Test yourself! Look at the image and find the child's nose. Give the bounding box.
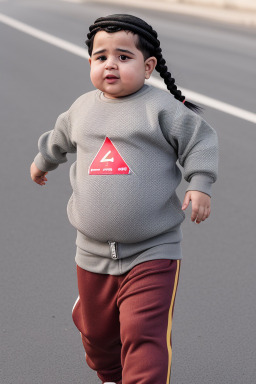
[104,58,118,70]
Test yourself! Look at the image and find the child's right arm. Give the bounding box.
[30,110,76,185]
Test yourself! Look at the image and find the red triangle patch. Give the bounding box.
[89,137,130,175]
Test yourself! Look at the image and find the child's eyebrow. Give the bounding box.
[116,48,135,56]
[93,49,106,56]
[92,48,135,56]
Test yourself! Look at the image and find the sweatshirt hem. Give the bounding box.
[75,242,182,276]
[75,229,182,275]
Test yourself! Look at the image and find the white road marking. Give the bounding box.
[0,12,255,124]
[0,13,88,58]
[148,77,256,124]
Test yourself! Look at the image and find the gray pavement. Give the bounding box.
[1,1,256,383]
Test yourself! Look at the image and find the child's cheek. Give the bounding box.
[90,72,97,88]
[90,66,100,87]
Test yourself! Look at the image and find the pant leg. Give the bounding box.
[72,266,123,383]
[117,259,181,384]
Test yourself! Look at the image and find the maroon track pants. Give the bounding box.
[72,259,181,384]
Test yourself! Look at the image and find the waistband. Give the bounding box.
[76,226,182,261]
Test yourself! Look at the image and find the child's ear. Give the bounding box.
[89,57,92,67]
[144,57,157,79]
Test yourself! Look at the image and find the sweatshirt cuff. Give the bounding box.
[34,153,59,172]
[186,174,213,197]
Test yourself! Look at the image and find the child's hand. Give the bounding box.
[182,191,211,224]
[30,162,48,186]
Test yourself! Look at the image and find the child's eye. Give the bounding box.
[119,55,129,61]
[97,56,107,61]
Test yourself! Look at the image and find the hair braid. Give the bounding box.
[153,43,202,113]
[155,46,184,101]
[86,14,202,113]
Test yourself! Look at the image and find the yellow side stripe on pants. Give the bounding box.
[166,260,180,384]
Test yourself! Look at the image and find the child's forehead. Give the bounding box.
[92,30,138,50]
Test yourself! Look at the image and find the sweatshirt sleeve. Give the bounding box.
[34,110,76,172]
[161,102,219,197]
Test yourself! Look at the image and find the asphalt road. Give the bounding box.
[1,1,256,383]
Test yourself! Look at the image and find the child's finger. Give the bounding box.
[41,176,47,185]
[190,201,199,221]
[201,207,210,222]
[182,192,191,210]
[34,176,47,186]
[194,206,205,223]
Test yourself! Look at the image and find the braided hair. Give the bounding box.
[86,14,201,113]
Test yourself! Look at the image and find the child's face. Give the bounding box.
[89,30,156,99]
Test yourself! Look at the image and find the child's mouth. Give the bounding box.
[105,75,119,83]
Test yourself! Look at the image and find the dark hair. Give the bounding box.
[86,14,202,113]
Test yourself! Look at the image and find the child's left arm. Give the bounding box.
[172,109,218,224]
[160,103,218,223]
[182,190,211,224]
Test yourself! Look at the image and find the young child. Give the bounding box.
[30,14,218,384]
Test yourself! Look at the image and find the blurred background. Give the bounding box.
[1,1,256,383]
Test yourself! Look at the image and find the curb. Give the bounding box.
[90,0,256,28]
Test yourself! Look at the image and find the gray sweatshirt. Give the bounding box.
[34,85,218,275]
